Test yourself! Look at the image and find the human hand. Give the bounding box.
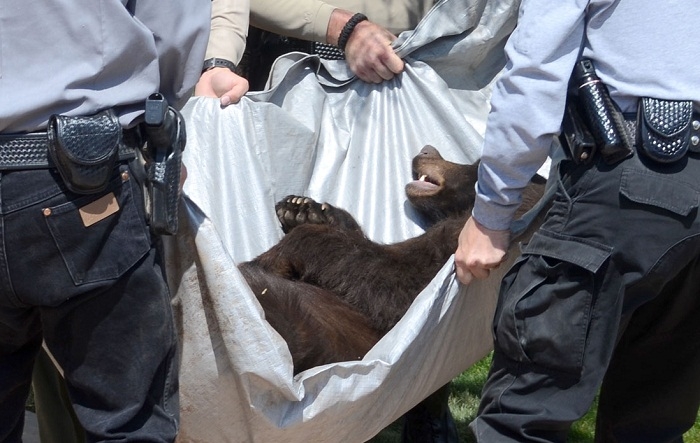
[344,21,404,83]
[195,67,249,106]
[454,216,511,285]
[327,9,404,83]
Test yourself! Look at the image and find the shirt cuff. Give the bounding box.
[471,194,519,232]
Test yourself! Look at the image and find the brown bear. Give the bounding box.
[237,145,547,442]
[239,145,546,372]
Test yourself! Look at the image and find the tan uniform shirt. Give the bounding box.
[207,0,250,65]
[250,0,436,43]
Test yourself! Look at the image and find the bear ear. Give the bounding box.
[417,145,442,158]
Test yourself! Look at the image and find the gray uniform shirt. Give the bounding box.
[0,0,211,133]
[473,0,700,231]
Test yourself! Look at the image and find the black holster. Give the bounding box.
[142,93,186,236]
[560,59,633,165]
[560,97,597,164]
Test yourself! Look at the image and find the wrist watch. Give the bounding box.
[202,58,236,73]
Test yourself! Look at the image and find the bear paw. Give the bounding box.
[275,195,335,233]
[275,195,363,234]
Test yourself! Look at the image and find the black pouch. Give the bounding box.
[560,96,597,164]
[48,109,121,194]
[637,97,693,163]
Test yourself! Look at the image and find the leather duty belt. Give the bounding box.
[0,129,140,170]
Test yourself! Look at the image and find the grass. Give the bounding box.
[25,353,700,442]
[370,352,700,442]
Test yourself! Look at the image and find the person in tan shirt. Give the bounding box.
[195,0,251,105]
[248,0,435,83]
[197,0,435,91]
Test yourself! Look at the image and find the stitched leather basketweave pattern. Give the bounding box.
[638,97,693,163]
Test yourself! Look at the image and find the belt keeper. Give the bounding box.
[692,118,700,152]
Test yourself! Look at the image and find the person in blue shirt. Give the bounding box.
[455,0,700,441]
[0,0,210,441]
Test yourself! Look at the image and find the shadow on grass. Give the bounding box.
[368,352,700,443]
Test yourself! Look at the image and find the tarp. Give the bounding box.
[164,0,524,440]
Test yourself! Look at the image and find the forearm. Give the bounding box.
[472,0,588,231]
[197,0,251,105]
[207,0,250,64]
[325,9,354,45]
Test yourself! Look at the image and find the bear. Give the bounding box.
[239,144,546,373]
[237,145,547,442]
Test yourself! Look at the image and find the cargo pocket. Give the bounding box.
[494,230,612,375]
[44,168,151,285]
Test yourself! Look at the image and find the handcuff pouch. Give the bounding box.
[637,97,693,163]
[48,109,121,194]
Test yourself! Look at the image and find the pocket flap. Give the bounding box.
[522,230,611,274]
[641,97,693,138]
[620,167,699,216]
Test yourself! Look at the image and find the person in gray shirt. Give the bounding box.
[455,0,700,441]
[0,0,210,441]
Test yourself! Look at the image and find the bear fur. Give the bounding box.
[239,145,546,374]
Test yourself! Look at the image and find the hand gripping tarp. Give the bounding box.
[165,0,522,441]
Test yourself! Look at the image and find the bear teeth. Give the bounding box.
[419,174,428,181]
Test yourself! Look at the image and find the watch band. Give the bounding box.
[202,58,237,73]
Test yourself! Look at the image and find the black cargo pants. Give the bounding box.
[471,148,700,442]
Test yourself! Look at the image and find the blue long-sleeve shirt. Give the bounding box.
[473,0,700,231]
[0,0,211,133]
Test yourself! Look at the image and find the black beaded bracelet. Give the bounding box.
[337,13,368,52]
[202,57,237,73]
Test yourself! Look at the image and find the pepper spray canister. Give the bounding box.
[572,58,633,164]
